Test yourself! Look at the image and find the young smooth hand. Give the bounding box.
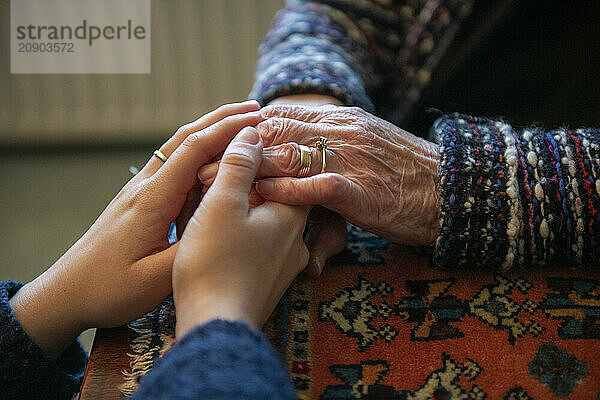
[9,101,263,358]
[173,126,310,337]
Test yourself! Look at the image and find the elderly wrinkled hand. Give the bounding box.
[200,104,441,247]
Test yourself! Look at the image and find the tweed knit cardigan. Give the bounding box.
[250,0,600,270]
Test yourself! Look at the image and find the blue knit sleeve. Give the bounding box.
[250,0,473,125]
[433,114,600,269]
[0,280,87,400]
[132,319,296,400]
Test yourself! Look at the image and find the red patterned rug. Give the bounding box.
[120,227,600,399]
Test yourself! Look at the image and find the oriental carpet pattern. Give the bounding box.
[120,227,600,399]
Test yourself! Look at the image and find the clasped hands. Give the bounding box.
[199,100,441,272]
[9,99,439,361]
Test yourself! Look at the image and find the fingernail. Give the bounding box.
[197,167,210,182]
[238,127,260,145]
[256,180,274,195]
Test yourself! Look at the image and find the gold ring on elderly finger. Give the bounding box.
[316,136,328,173]
[153,149,168,163]
[297,145,312,178]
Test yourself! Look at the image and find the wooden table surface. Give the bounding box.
[79,326,135,400]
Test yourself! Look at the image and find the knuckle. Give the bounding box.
[256,120,270,135]
[349,124,370,138]
[222,150,255,171]
[175,122,192,137]
[346,123,375,144]
[258,118,282,143]
[181,131,203,149]
[319,174,347,202]
[269,104,298,118]
[269,117,283,131]
[279,143,300,174]
[345,106,365,116]
[345,124,364,136]
[259,104,277,118]
[122,183,151,211]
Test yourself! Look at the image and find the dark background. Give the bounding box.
[414,1,600,135]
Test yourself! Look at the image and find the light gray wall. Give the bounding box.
[1,0,284,145]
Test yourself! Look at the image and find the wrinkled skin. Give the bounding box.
[196,96,349,277]
[263,96,348,277]
[254,104,441,247]
[199,104,441,255]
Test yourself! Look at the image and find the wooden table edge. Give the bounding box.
[79,326,136,400]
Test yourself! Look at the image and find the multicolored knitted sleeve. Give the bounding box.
[433,113,600,270]
[250,0,473,125]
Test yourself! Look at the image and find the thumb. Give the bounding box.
[255,173,356,208]
[304,207,347,277]
[203,126,263,214]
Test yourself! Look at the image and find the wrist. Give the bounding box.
[391,134,441,246]
[174,288,258,338]
[425,140,441,245]
[9,272,87,359]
